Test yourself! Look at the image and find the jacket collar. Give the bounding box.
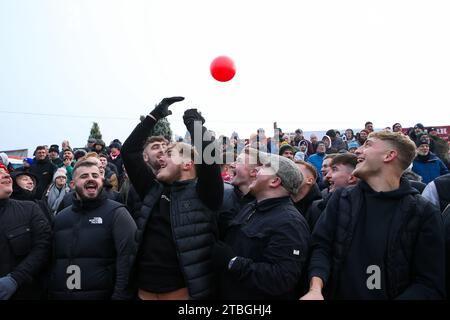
[416,152,438,163]
[170,179,196,191]
[72,189,107,212]
[254,196,292,212]
[233,184,254,202]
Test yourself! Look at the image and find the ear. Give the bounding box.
[347,174,358,185]
[249,167,258,177]
[270,176,283,189]
[143,152,149,162]
[181,160,194,172]
[306,176,315,186]
[70,180,74,189]
[384,150,397,163]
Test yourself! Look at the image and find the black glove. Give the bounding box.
[212,241,236,271]
[150,96,184,120]
[183,108,205,127]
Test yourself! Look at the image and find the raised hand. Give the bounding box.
[150,96,185,120]
[183,108,205,127]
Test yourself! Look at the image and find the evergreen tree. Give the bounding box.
[139,116,173,141]
[89,122,102,140]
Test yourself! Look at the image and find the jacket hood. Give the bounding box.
[10,171,39,201]
[11,182,37,201]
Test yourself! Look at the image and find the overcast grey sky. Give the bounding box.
[1,0,449,154]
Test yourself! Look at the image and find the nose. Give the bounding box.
[354,146,363,155]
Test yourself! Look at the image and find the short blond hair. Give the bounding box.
[369,131,417,170]
[80,152,99,161]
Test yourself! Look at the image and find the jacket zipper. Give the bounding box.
[245,206,257,224]
[169,191,190,295]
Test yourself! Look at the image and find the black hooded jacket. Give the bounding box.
[30,158,56,199]
[10,172,53,223]
[309,178,445,299]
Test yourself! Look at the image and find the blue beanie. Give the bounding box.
[24,158,33,165]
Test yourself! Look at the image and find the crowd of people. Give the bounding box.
[0,97,449,300]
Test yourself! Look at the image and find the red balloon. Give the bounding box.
[210,56,236,82]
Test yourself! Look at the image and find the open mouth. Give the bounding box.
[157,157,166,167]
[328,183,335,191]
[84,181,98,194]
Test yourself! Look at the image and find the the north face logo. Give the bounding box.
[89,217,103,224]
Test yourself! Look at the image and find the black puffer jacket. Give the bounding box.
[137,180,219,299]
[56,184,122,214]
[0,198,52,299]
[309,178,445,299]
[122,115,223,299]
[49,192,137,300]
